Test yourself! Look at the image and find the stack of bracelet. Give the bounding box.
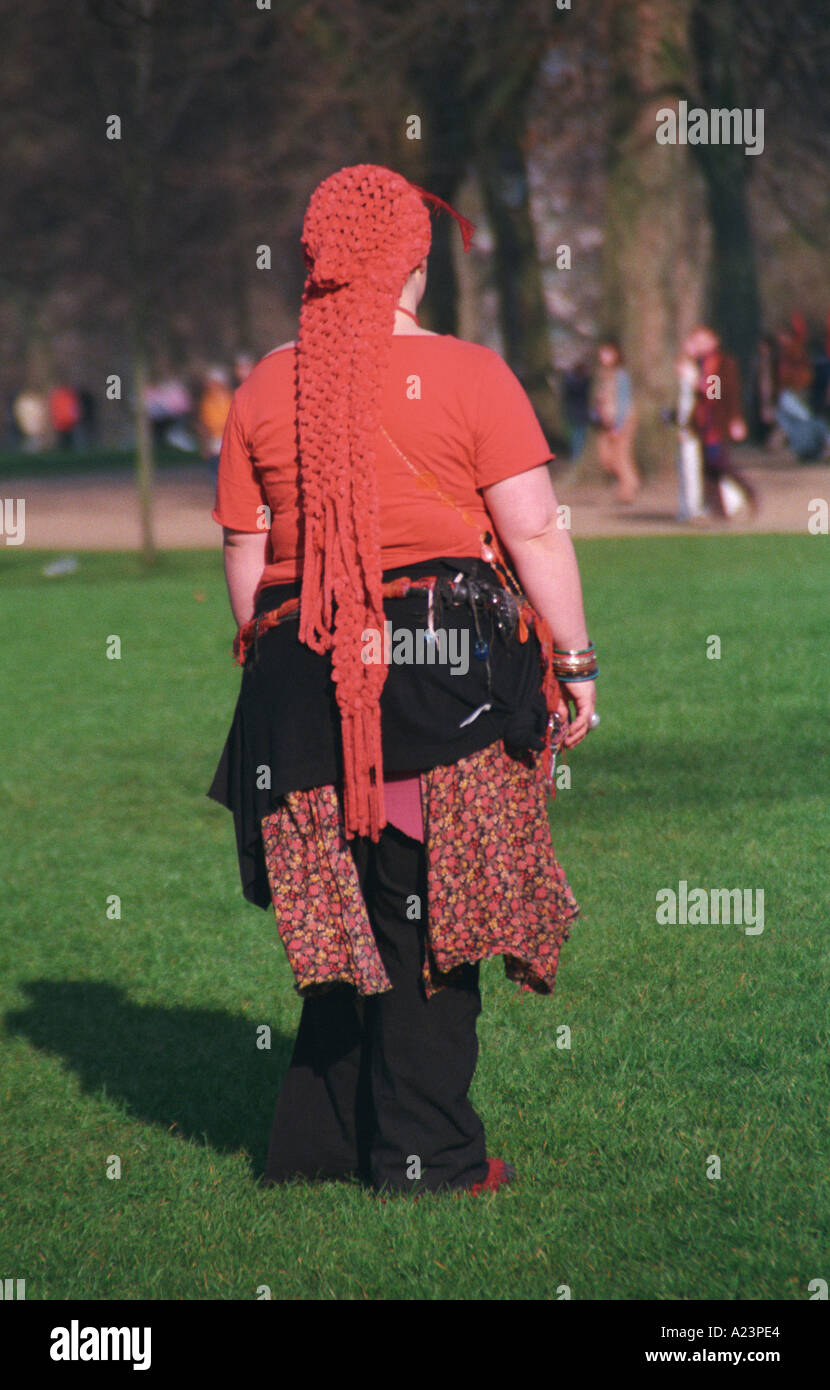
[552,641,599,682]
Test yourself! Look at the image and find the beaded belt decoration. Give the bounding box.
[233,575,435,666]
[232,570,540,667]
[231,567,565,796]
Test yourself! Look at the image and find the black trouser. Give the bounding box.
[261,822,488,1194]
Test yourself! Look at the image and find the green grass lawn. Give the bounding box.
[0,535,827,1301]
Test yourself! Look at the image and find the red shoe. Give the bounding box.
[378,1158,516,1202]
[466,1157,516,1196]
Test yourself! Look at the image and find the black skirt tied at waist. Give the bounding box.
[207,554,549,908]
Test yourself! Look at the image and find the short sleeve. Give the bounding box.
[211,392,267,532]
[473,348,554,489]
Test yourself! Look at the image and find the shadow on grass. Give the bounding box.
[6,979,296,1180]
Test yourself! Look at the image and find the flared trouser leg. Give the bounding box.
[262,822,488,1194]
[261,982,374,1184]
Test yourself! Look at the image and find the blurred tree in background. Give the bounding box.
[601,0,708,469]
[1,0,828,542]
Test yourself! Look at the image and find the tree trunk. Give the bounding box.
[423,205,461,337]
[132,339,155,567]
[130,0,157,567]
[701,163,760,402]
[405,7,558,432]
[475,127,561,441]
[407,63,472,336]
[690,0,761,403]
[602,0,708,473]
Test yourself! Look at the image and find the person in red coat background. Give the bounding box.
[688,325,757,519]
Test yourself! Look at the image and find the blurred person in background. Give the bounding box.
[591,339,640,503]
[208,164,596,1199]
[48,383,81,449]
[197,366,233,480]
[774,313,828,462]
[674,345,707,523]
[13,387,50,452]
[687,325,756,518]
[145,373,193,449]
[777,312,812,396]
[233,351,255,386]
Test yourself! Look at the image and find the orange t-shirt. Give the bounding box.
[212,334,553,593]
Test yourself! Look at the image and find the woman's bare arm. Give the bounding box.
[482,464,596,746]
[222,528,269,627]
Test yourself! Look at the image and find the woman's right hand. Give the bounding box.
[557,678,597,748]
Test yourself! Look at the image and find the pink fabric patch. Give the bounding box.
[383,772,424,842]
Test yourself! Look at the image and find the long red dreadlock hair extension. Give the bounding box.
[296,164,474,840]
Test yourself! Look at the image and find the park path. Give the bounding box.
[4,451,828,550]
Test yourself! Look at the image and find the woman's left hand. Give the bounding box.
[556,679,597,747]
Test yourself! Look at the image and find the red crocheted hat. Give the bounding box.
[296,163,474,840]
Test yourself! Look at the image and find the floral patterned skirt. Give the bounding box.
[260,738,579,1000]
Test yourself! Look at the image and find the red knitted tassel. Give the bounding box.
[341,707,387,840]
[407,183,476,252]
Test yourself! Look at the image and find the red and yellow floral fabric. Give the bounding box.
[260,739,578,1000]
